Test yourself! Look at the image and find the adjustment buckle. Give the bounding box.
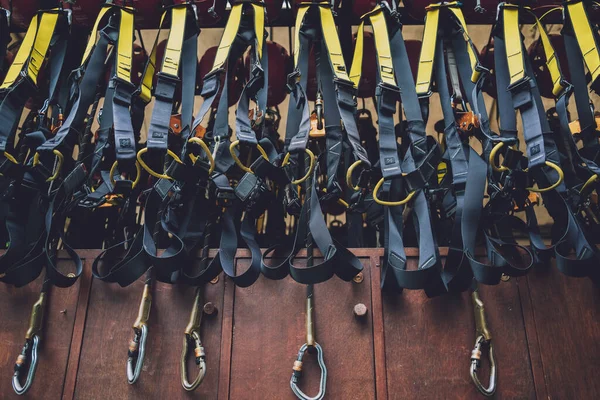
[286,70,301,93]
[200,68,224,98]
[376,82,400,114]
[334,77,357,109]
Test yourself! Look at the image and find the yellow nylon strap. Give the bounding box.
[447,6,480,83]
[27,12,59,85]
[116,8,135,82]
[349,21,365,87]
[81,6,112,66]
[319,6,350,81]
[139,11,168,103]
[370,10,395,86]
[252,3,265,59]
[535,18,567,97]
[415,8,439,96]
[1,14,38,88]
[161,6,187,77]
[293,5,310,68]
[503,6,525,85]
[567,1,600,83]
[210,3,244,74]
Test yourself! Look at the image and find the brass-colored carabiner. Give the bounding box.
[127,283,152,384]
[136,148,183,180]
[13,291,46,395]
[372,178,416,206]
[187,137,216,174]
[109,160,142,189]
[181,287,207,391]
[281,149,316,185]
[470,290,497,397]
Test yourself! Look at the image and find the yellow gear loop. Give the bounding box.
[372,178,416,207]
[187,137,216,175]
[109,160,142,189]
[525,161,564,193]
[489,142,511,173]
[346,160,372,191]
[581,174,599,194]
[136,148,183,180]
[3,152,19,165]
[229,140,269,174]
[281,149,316,185]
[32,150,64,182]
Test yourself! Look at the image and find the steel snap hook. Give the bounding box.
[181,288,207,392]
[470,288,497,397]
[127,282,151,384]
[13,336,40,395]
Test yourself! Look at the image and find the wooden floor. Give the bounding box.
[0,249,598,399]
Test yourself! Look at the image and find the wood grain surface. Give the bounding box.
[0,259,82,400]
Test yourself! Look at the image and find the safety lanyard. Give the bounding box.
[349,3,443,295]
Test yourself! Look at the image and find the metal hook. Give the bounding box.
[12,289,46,395]
[470,289,497,397]
[291,285,327,400]
[127,282,151,384]
[181,288,207,391]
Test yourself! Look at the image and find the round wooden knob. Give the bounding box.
[203,302,218,316]
[353,303,368,318]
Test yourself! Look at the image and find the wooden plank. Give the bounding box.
[229,254,376,400]
[525,264,600,399]
[0,260,81,399]
[73,261,226,400]
[382,256,535,399]
[369,255,388,400]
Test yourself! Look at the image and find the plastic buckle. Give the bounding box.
[334,78,357,109]
[376,82,400,114]
[287,70,301,94]
[200,68,224,98]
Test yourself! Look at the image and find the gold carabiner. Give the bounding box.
[32,150,64,182]
[181,287,207,391]
[470,289,497,397]
[372,178,416,206]
[187,137,216,175]
[281,149,316,185]
[109,161,142,189]
[489,142,510,172]
[127,282,152,384]
[229,140,269,174]
[136,148,183,180]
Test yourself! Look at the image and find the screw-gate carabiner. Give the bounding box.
[470,288,497,397]
[181,287,207,391]
[127,281,152,384]
[12,290,46,395]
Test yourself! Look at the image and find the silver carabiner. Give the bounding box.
[181,288,207,391]
[290,343,327,400]
[470,289,497,397]
[127,282,151,384]
[13,336,40,395]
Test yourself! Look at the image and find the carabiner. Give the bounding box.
[291,343,327,400]
[181,288,207,391]
[13,290,46,395]
[127,282,152,384]
[470,289,497,397]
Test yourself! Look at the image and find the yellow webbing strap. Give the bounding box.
[319,5,350,81]
[415,8,439,96]
[349,21,366,87]
[369,10,395,86]
[252,3,265,59]
[139,11,168,103]
[161,6,187,77]
[535,17,567,98]
[1,14,38,88]
[502,5,525,85]
[447,5,481,83]
[116,8,135,83]
[26,11,60,85]
[293,5,310,68]
[209,3,244,74]
[81,5,112,66]
[566,1,600,84]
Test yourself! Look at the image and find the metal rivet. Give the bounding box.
[353,272,364,284]
[60,309,67,314]
[67,273,76,278]
[353,303,368,318]
[210,275,219,284]
[203,302,217,316]
[501,274,510,282]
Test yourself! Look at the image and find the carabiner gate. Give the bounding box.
[470,290,497,397]
[181,288,207,391]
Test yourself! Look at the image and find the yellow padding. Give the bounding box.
[567,1,600,84]
[503,6,525,85]
[161,6,187,77]
[1,13,38,88]
[415,8,439,96]
[116,8,135,82]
